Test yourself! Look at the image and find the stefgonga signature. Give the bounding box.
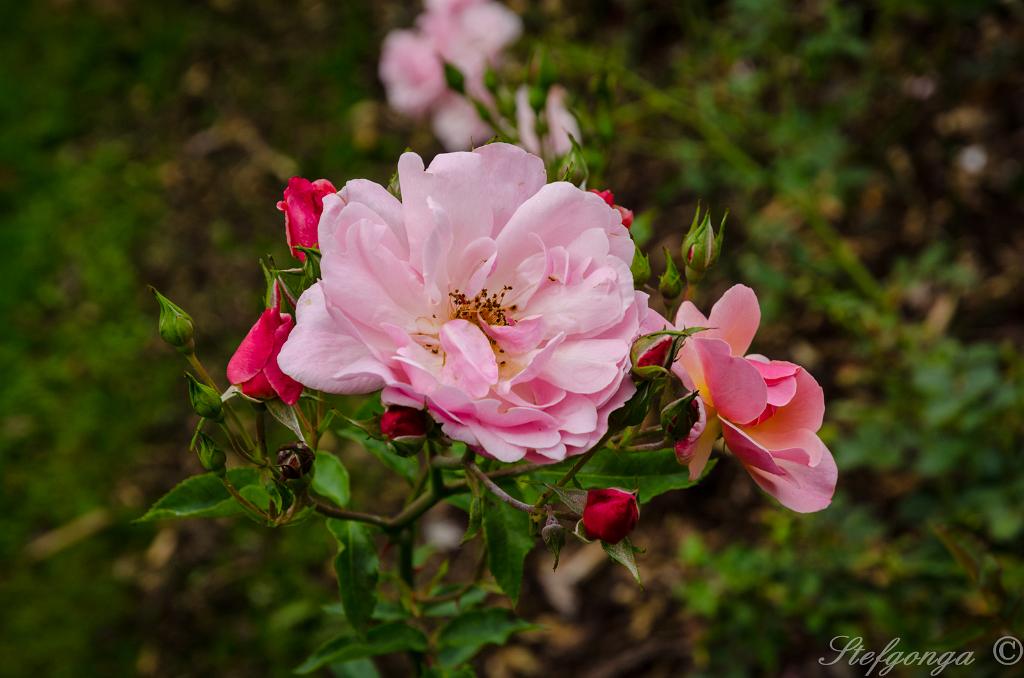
[818,636,975,676]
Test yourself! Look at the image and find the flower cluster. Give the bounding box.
[152,8,839,665]
[379,0,580,153]
[379,0,520,149]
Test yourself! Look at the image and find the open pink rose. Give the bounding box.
[278,143,663,463]
[277,177,337,261]
[516,85,581,159]
[226,287,304,406]
[671,285,837,512]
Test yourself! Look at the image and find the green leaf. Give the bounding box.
[482,494,534,605]
[312,452,351,507]
[544,484,588,515]
[328,657,380,678]
[534,450,715,503]
[437,608,535,667]
[603,537,642,585]
[328,519,380,634]
[294,621,426,674]
[462,495,483,544]
[337,428,417,482]
[137,468,261,521]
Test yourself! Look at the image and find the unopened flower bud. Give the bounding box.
[664,393,707,465]
[277,442,314,480]
[194,432,226,475]
[682,206,726,283]
[541,514,566,570]
[152,288,195,354]
[582,488,639,544]
[630,249,651,287]
[380,406,429,439]
[589,189,634,229]
[185,373,223,421]
[630,335,672,380]
[659,248,683,300]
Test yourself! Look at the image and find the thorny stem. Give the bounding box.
[532,438,607,510]
[464,461,536,514]
[254,405,268,462]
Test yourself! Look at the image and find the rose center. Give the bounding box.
[448,286,515,327]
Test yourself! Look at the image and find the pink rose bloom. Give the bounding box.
[516,85,581,158]
[277,177,337,261]
[226,288,304,406]
[379,29,447,117]
[672,285,837,512]
[431,94,494,151]
[278,143,662,463]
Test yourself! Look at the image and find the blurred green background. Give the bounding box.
[1,0,1021,676]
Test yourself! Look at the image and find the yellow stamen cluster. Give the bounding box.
[449,286,515,327]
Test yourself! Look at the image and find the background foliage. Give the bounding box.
[1,0,1021,676]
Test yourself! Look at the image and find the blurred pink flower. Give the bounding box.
[379,0,521,149]
[379,30,447,117]
[277,177,337,261]
[516,85,581,158]
[226,288,303,406]
[672,285,837,512]
[278,143,663,463]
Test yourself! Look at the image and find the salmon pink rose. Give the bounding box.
[278,143,664,463]
[671,285,837,512]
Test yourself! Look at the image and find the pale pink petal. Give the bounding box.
[439,319,498,398]
[277,284,393,393]
[540,339,630,394]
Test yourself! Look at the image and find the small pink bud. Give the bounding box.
[277,177,337,261]
[590,189,616,206]
[582,488,639,544]
[380,406,429,439]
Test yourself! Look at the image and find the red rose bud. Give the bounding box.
[582,488,639,544]
[637,337,671,369]
[226,288,303,405]
[380,406,429,439]
[590,189,634,229]
[277,177,337,261]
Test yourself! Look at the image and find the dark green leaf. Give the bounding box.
[294,622,426,674]
[482,494,534,605]
[137,468,261,522]
[328,519,380,634]
[603,537,642,585]
[337,428,417,482]
[328,657,379,678]
[437,608,535,667]
[312,451,351,507]
[534,450,715,503]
